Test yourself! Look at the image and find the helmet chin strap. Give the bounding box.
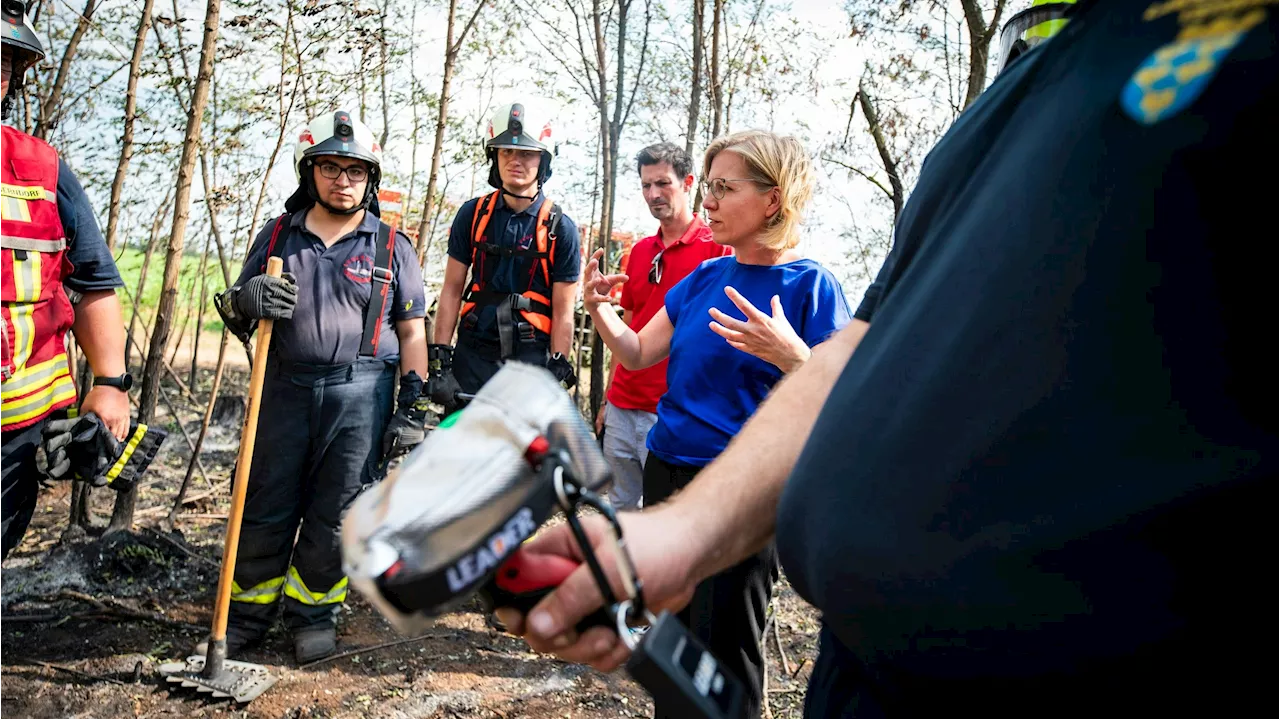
[501,186,539,202]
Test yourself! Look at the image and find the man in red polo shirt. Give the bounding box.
[599,142,730,510]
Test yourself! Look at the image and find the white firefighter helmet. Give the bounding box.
[485,102,556,155]
[289,110,383,215]
[484,101,557,190]
[293,110,383,181]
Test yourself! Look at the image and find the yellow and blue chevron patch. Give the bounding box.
[1121,9,1266,124]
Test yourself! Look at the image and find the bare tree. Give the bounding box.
[33,0,99,140]
[685,0,705,159]
[103,0,156,252]
[709,0,723,138]
[113,0,223,533]
[959,0,1009,108]
[854,79,904,219]
[415,0,487,263]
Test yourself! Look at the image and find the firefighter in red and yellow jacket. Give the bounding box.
[2,1,131,559]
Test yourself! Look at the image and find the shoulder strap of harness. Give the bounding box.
[540,202,563,289]
[260,213,290,273]
[359,220,397,357]
[469,192,500,266]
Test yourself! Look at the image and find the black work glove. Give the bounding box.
[548,352,577,388]
[232,272,298,320]
[35,413,120,487]
[381,371,429,463]
[427,344,463,408]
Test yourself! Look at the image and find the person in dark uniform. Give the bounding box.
[494,1,1277,715]
[2,0,131,559]
[427,100,581,407]
[210,110,428,663]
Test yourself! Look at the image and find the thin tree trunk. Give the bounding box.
[588,0,613,422]
[167,329,229,525]
[710,0,724,138]
[416,0,486,263]
[249,2,301,257]
[403,3,420,235]
[171,173,240,516]
[959,0,1008,108]
[685,0,705,210]
[34,0,99,140]
[127,190,173,374]
[112,0,223,534]
[168,261,201,368]
[188,236,212,388]
[378,1,391,149]
[104,0,156,252]
[856,81,905,221]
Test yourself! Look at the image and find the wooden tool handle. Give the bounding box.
[209,256,284,642]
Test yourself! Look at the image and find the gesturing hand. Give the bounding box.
[582,249,628,312]
[708,286,811,373]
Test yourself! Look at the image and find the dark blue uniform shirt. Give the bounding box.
[237,208,426,365]
[446,191,581,342]
[777,0,1276,711]
[58,158,124,293]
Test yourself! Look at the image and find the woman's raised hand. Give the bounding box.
[583,248,628,311]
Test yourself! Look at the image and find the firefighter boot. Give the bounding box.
[294,626,337,664]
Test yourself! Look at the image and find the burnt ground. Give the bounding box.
[0,367,821,718]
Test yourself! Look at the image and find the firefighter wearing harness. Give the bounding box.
[208,111,429,664]
[429,101,582,407]
[2,0,135,559]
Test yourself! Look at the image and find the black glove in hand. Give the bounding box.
[427,344,463,408]
[381,372,428,463]
[548,352,577,388]
[35,413,120,487]
[233,272,298,320]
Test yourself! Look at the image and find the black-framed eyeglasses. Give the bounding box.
[648,248,666,285]
[316,161,369,183]
[699,177,773,200]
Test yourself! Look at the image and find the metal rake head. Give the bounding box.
[158,654,277,703]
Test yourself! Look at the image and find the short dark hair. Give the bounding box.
[635,142,693,179]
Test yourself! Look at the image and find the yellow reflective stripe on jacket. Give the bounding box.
[1,354,71,400]
[230,576,285,605]
[1,372,75,425]
[283,566,348,606]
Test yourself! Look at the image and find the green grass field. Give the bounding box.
[114,246,230,336]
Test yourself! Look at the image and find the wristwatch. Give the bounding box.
[93,373,134,391]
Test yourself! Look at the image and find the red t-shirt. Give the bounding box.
[606,215,732,413]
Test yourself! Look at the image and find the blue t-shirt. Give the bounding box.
[57,158,124,293]
[647,257,851,467]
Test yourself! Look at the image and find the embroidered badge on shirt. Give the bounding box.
[1121,2,1270,125]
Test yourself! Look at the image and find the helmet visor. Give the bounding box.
[996,3,1075,74]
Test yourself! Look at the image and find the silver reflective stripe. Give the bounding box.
[1,235,68,252]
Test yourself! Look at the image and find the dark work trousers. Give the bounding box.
[1,420,45,559]
[643,454,779,719]
[453,331,549,395]
[229,356,396,634]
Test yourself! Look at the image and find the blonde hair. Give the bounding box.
[702,130,814,250]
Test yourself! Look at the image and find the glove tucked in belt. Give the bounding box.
[35,412,168,493]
